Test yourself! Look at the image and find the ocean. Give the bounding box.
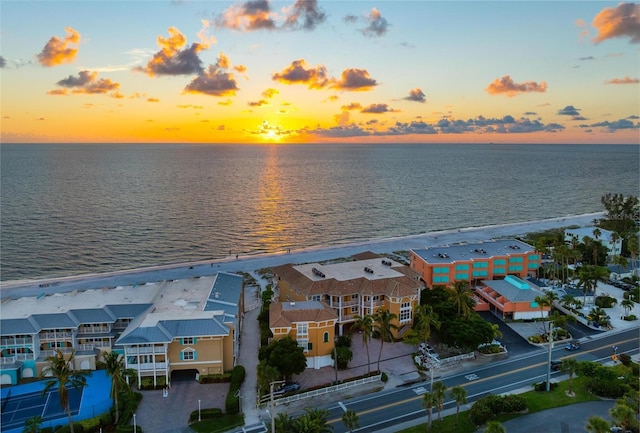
[1,143,638,282]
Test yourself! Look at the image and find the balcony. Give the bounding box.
[126,346,166,355]
[39,347,74,358]
[1,353,35,364]
[1,337,34,346]
[128,362,167,371]
[77,325,111,335]
[39,331,73,340]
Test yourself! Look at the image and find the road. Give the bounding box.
[309,328,640,433]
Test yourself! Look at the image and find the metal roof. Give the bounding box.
[69,308,116,324]
[412,239,535,264]
[0,318,38,335]
[31,313,78,330]
[160,317,229,338]
[481,276,544,303]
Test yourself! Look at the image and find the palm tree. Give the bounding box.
[291,408,333,433]
[588,306,611,328]
[103,351,135,424]
[561,294,577,309]
[450,281,475,317]
[610,400,638,432]
[577,266,596,306]
[449,385,467,427]
[373,309,398,373]
[23,415,43,433]
[484,421,506,433]
[592,228,602,265]
[432,381,447,422]
[490,323,503,342]
[41,349,89,433]
[413,304,441,345]
[534,295,550,335]
[620,298,634,317]
[341,409,359,433]
[353,314,374,374]
[561,358,579,396]
[586,415,611,433]
[274,412,293,432]
[422,392,435,431]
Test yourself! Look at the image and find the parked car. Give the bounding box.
[275,382,300,395]
[565,341,581,351]
[550,360,562,371]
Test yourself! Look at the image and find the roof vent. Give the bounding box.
[364,267,374,274]
[381,259,392,266]
[311,267,325,278]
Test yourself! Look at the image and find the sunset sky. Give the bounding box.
[1,1,639,144]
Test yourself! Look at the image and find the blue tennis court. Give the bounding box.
[1,386,83,430]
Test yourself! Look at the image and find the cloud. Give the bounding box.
[37,27,81,67]
[340,102,362,111]
[361,8,389,37]
[272,59,329,89]
[262,88,279,98]
[235,64,247,73]
[331,68,377,91]
[386,120,437,135]
[184,61,239,96]
[592,2,640,44]
[49,70,120,96]
[135,27,206,76]
[605,76,640,84]
[361,103,395,114]
[523,111,537,116]
[0,56,5,68]
[248,99,269,106]
[578,56,595,61]
[343,14,358,23]
[196,20,217,48]
[404,88,426,103]
[215,0,276,31]
[485,75,547,97]
[282,0,326,30]
[303,124,370,138]
[148,98,160,102]
[557,105,581,116]
[587,118,640,131]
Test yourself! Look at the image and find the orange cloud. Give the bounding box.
[272,59,329,89]
[592,3,640,44]
[605,76,640,84]
[331,68,377,91]
[50,70,120,96]
[184,64,239,96]
[340,102,362,110]
[136,27,206,76]
[216,0,276,31]
[262,88,279,98]
[37,27,81,67]
[404,88,426,103]
[485,75,547,97]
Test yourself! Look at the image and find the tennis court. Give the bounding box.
[1,386,83,430]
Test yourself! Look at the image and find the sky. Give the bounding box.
[1,1,639,144]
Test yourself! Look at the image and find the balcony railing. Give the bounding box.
[39,347,74,357]
[39,331,73,340]
[0,337,34,346]
[128,362,167,371]
[126,346,166,354]
[1,353,34,364]
[77,326,110,334]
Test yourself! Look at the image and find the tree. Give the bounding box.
[353,314,374,374]
[620,298,634,316]
[41,349,89,433]
[274,412,293,433]
[432,381,447,422]
[373,309,398,373]
[599,193,640,240]
[412,304,440,345]
[341,409,359,433]
[257,361,280,397]
[103,351,135,424]
[291,408,334,433]
[422,392,435,432]
[592,228,602,265]
[534,295,550,335]
[484,421,506,433]
[450,281,475,317]
[586,415,611,433]
[449,385,467,427]
[259,336,307,381]
[610,400,638,432]
[23,416,43,433]
[561,358,579,396]
[331,345,353,370]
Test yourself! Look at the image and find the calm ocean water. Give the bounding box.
[1,143,638,282]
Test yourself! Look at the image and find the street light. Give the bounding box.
[269,380,285,433]
[133,413,137,433]
[427,357,439,430]
[198,399,201,422]
[546,321,554,392]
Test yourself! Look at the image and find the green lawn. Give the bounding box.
[189,414,245,433]
[399,376,600,433]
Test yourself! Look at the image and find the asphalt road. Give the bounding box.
[311,328,639,433]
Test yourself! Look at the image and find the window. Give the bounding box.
[472,270,488,277]
[455,264,469,271]
[455,273,469,280]
[323,332,329,343]
[399,302,412,323]
[433,267,449,274]
[351,306,358,313]
[528,263,539,269]
[494,267,506,274]
[493,259,506,265]
[472,262,488,268]
[508,265,523,272]
[508,257,523,263]
[297,323,308,337]
[181,337,195,345]
[311,295,321,302]
[181,349,196,361]
[433,276,449,283]
[528,255,539,260]
[351,293,359,299]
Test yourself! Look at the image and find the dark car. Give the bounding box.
[565,341,581,351]
[275,382,300,395]
[550,360,562,371]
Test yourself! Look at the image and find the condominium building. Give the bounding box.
[564,226,622,257]
[271,252,424,343]
[269,301,338,369]
[409,239,541,288]
[474,275,550,320]
[0,272,243,387]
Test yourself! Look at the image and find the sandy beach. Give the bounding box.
[0,212,604,297]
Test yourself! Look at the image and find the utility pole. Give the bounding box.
[269,380,285,433]
[546,321,554,392]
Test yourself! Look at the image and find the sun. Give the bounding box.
[260,120,284,142]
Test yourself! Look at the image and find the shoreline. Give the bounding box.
[0,212,603,295]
